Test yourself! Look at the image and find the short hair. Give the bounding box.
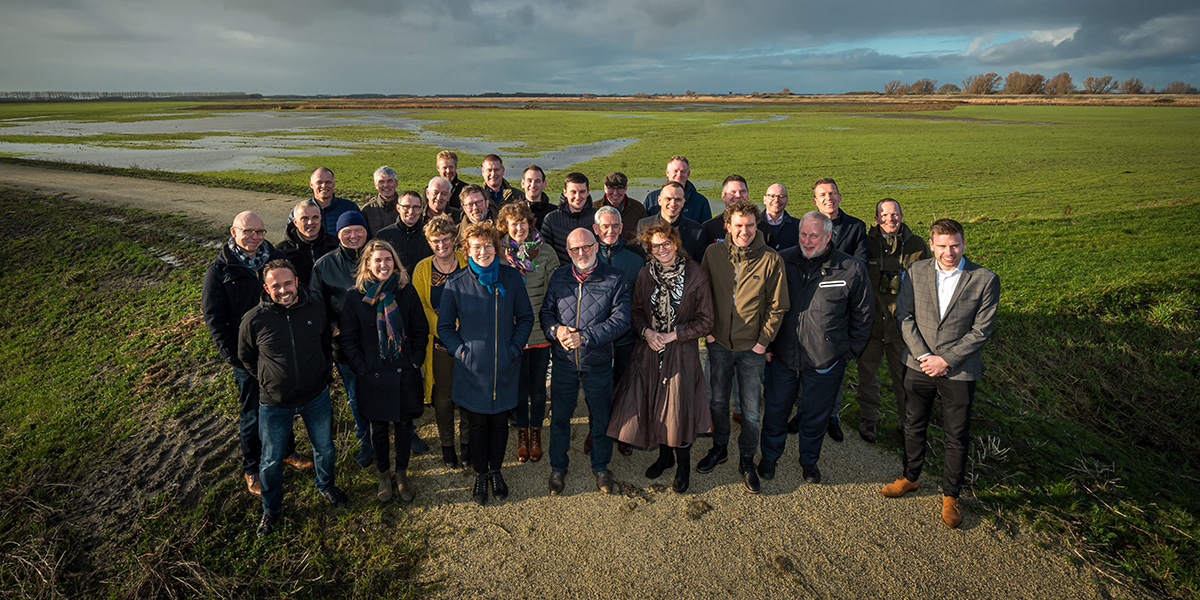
[564,172,589,188]
[290,198,319,221]
[595,205,621,221]
[312,166,334,179]
[636,220,684,257]
[801,211,833,236]
[461,184,486,200]
[262,259,298,282]
[812,177,838,192]
[661,181,685,194]
[482,154,503,165]
[399,190,422,202]
[604,172,628,188]
[929,218,964,239]
[496,202,535,233]
[875,198,902,217]
[722,174,747,187]
[423,214,458,240]
[436,150,458,164]
[723,199,761,225]
[459,221,501,253]
[427,175,451,190]
[523,164,546,179]
[373,166,398,181]
[354,239,410,292]
[667,155,690,167]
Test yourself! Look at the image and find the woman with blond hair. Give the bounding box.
[340,239,428,502]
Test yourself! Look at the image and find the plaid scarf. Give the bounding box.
[504,231,543,276]
[362,274,406,362]
[229,239,271,271]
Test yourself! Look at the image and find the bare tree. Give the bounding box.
[1119,78,1145,94]
[883,80,905,94]
[1163,81,1196,94]
[1082,76,1117,94]
[909,78,937,94]
[963,73,1001,94]
[1004,71,1046,94]
[1044,72,1075,95]
[937,83,961,93]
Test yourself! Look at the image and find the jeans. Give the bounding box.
[371,418,413,473]
[761,360,846,465]
[902,368,976,498]
[515,345,552,428]
[707,342,766,459]
[335,362,370,448]
[233,366,294,475]
[259,388,336,515]
[548,359,614,474]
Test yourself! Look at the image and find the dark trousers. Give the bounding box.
[902,367,976,498]
[463,408,509,473]
[515,345,552,428]
[432,348,469,448]
[234,366,294,475]
[761,359,845,465]
[371,418,414,474]
[548,359,614,474]
[856,336,908,426]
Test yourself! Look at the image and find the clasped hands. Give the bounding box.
[556,325,583,350]
[918,354,950,377]
[644,328,678,351]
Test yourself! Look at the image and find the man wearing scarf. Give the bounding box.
[203,211,311,498]
[540,228,631,496]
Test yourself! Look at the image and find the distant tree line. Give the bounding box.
[881,73,1197,95]
[0,91,260,101]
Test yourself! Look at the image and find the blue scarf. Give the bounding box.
[467,257,506,297]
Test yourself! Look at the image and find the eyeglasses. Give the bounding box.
[399,204,422,210]
[596,223,621,231]
[765,194,788,200]
[468,244,494,253]
[568,243,596,255]
[235,228,267,236]
[650,241,674,252]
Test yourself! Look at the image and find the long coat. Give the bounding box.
[338,282,429,422]
[607,260,714,448]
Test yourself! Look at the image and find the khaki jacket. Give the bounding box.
[866,223,931,343]
[700,231,789,351]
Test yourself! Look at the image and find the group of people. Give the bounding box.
[201,151,999,537]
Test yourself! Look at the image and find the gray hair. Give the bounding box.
[428,175,451,190]
[595,205,621,220]
[289,198,320,221]
[374,166,398,181]
[801,211,833,236]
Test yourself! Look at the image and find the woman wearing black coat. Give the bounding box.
[340,239,429,502]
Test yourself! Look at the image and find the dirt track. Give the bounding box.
[0,161,1149,599]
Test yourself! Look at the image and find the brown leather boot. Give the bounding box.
[942,496,962,529]
[881,477,919,498]
[517,428,530,462]
[529,427,543,462]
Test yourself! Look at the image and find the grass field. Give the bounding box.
[1,100,1198,598]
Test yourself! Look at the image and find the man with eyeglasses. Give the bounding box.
[203,211,311,499]
[701,175,750,247]
[424,176,462,222]
[361,166,401,236]
[760,183,800,252]
[277,199,338,288]
[593,172,646,242]
[540,172,598,264]
[460,185,498,226]
[375,190,434,272]
[307,167,362,238]
[540,228,631,495]
[637,181,705,262]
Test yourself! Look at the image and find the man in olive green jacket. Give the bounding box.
[856,199,930,442]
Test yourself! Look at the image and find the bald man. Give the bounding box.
[203,211,311,498]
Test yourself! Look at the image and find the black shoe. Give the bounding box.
[548,470,566,496]
[472,472,488,505]
[644,446,675,479]
[696,445,728,474]
[460,443,472,466]
[739,457,761,494]
[256,512,278,538]
[827,418,844,442]
[356,444,374,469]
[757,459,777,480]
[410,431,430,455]
[441,445,460,468]
[802,463,821,484]
[859,424,878,443]
[672,447,691,493]
[594,470,614,494]
[489,470,509,501]
[320,485,349,508]
[787,416,800,434]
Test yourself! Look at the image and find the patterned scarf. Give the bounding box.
[648,254,687,347]
[572,259,597,283]
[229,238,271,271]
[362,274,406,362]
[468,257,506,297]
[504,231,543,276]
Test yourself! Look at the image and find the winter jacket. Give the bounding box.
[539,201,598,264]
[338,282,429,422]
[485,179,522,209]
[502,239,560,347]
[644,180,712,224]
[700,231,789,352]
[770,245,874,372]
[525,193,557,230]
[309,245,360,362]
[374,219,433,276]
[831,210,869,264]
[636,214,705,263]
[314,196,362,238]
[360,194,399,237]
[237,287,332,408]
[276,221,338,288]
[866,223,931,344]
[760,211,800,252]
[201,241,286,369]
[412,253,467,401]
[540,261,632,371]
[598,237,646,347]
[437,264,534,414]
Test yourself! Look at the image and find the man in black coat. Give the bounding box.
[540,172,598,264]
[239,260,347,537]
[276,200,338,288]
[374,190,433,274]
[637,182,705,263]
[202,211,311,498]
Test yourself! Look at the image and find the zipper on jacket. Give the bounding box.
[492,288,498,409]
[574,279,583,369]
[286,312,301,397]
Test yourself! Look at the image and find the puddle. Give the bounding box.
[148,247,185,268]
[720,115,788,125]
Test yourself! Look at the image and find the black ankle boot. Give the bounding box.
[673,446,691,493]
[644,445,675,479]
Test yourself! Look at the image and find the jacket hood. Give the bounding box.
[725,229,767,261]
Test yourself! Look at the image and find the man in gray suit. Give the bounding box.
[880,218,1000,529]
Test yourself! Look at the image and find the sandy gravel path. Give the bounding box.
[0,161,1145,600]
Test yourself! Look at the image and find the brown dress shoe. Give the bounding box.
[880,477,919,498]
[529,427,543,462]
[245,472,262,497]
[516,428,530,462]
[942,496,962,529]
[618,442,633,456]
[284,453,314,470]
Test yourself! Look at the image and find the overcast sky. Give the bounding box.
[1,0,1197,95]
